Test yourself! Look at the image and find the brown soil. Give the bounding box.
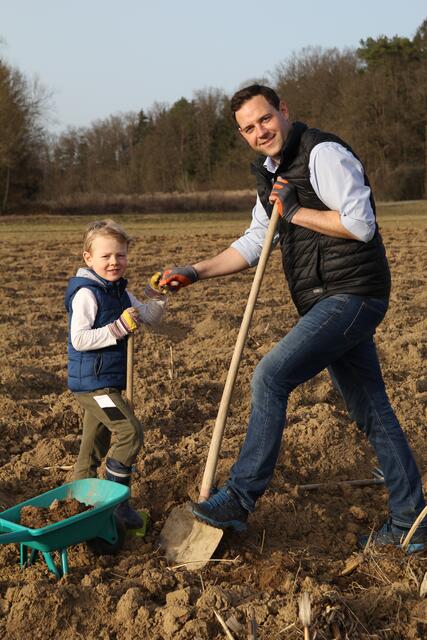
[0,219,426,639]
[20,499,92,529]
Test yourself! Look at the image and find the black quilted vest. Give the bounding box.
[252,122,391,315]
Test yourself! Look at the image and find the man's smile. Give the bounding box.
[259,135,275,146]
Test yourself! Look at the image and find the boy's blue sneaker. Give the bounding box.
[358,519,427,554]
[105,457,143,529]
[191,487,249,532]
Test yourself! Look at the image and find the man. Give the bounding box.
[160,84,426,552]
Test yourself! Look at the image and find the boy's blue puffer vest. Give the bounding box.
[65,273,131,392]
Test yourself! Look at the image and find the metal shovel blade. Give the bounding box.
[159,503,223,570]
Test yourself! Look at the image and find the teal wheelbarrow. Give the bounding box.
[0,479,129,578]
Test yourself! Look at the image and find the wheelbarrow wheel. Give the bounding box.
[86,516,126,556]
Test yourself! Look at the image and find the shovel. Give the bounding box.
[126,333,150,537]
[159,203,280,570]
[126,334,134,410]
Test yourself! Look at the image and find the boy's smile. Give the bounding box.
[83,235,128,282]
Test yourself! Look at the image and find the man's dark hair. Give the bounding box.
[230,84,280,122]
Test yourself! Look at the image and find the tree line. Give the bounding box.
[0,19,426,212]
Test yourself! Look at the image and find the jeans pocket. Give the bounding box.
[343,299,387,343]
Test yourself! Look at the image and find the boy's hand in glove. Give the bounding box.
[269,177,301,223]
[159,265,199,292]
[109,307,140,340]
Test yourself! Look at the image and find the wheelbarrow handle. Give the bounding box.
[0,529,33,544]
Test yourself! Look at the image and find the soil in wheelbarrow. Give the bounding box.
[0,216,426,639]
[19,498,93,528]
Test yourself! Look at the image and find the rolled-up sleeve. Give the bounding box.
[231,195,280,266]
[309,142,376,242]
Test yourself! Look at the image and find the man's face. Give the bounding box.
[235,95,291,161]
[83,235,128,282]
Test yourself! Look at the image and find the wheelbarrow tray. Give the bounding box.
[0,478,129,553]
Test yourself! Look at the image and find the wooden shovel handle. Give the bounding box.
[126,334,134,410]
[199,203,280,501]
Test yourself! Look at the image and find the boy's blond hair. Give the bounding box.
[83,219,132,253]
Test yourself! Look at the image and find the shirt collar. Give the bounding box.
[264,156,279,173]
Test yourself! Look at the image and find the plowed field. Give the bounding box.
[0,207,426,639]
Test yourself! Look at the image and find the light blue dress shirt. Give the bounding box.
[231,141,376,267]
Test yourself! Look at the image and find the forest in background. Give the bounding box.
[0,18,426,212]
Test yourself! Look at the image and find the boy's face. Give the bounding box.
[83,235,128,282]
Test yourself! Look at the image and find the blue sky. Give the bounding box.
[0,1,425,133]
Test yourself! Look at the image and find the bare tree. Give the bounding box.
[0,60,50,210]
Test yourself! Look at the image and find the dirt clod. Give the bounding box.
[0,218,425,639]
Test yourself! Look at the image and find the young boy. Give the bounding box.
[65,219,166,529]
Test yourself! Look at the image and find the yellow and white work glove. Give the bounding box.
[109,307,140,340]
[144,272,170,299]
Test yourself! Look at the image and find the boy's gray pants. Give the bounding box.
[72,388,143,480]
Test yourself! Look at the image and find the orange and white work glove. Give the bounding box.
[109,307,140,340]
[269,177,301,223]
[159,265,199,292]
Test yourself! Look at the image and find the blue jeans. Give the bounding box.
[228,294,426,528]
